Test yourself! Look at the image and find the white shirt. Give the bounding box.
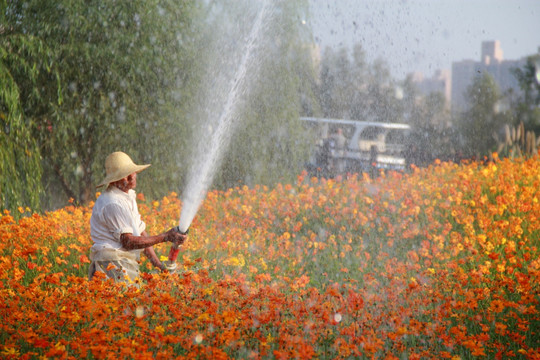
[90,187,146,259]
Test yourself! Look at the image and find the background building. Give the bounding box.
[451,40,526,113]
[411,69,452,106]
[411,41,529,114]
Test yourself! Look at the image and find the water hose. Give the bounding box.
[164,227,189,272]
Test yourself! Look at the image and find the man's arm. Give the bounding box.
[144,246,166,272]
[120,232,168,250]
[140,230,167,272]
[120,228,185,250]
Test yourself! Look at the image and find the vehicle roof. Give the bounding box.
[300,117,410,130]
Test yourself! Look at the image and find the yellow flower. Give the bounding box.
[1,346,19,357]
[155,325,165,334]
[198,313,210,321]
[225,254,245,267]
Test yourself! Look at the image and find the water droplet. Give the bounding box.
[194,333,203,344]
[334,313,342,323]
[135,306,144,318]
[75,164,83,176]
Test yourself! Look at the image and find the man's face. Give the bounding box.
[126,172,137,190]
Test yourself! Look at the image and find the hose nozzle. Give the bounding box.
[173,226,189,235]
[168,226,189,262]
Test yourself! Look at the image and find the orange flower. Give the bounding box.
[2,155,539,358]
[490,299,505,313]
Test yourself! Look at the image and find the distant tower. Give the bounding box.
[481,40,503,65]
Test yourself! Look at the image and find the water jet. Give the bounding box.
[167,1,272,264]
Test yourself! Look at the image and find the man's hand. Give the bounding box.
[161,260,178,274]
[164,227,187,246]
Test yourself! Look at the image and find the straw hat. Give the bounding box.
[97,151,151,188]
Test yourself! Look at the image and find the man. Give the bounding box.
[89,151,186,286]
[331,128,347,151]
[330,128,347,174]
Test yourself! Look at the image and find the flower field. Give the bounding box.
[1,155,539,359]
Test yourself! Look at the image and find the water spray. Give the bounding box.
[165,0,272,266]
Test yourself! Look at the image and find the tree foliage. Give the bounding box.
[510,53,540,132]
[458,72,508,158]
[12,0,539,214]
[189,0,318,189]
[3,0,205,210]
[403,89,458,166]
[0,15,61,214]
[314,44,464,167]
[317,45,401,123]
[2,0,320,212]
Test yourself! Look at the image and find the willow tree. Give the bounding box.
[0,19,60,215]
[3,0,206,209]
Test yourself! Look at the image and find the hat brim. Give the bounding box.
[96,163,151,188]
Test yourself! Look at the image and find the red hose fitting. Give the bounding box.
[167,227,189,262]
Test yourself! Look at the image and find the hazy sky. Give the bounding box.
[309,0,540,79]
